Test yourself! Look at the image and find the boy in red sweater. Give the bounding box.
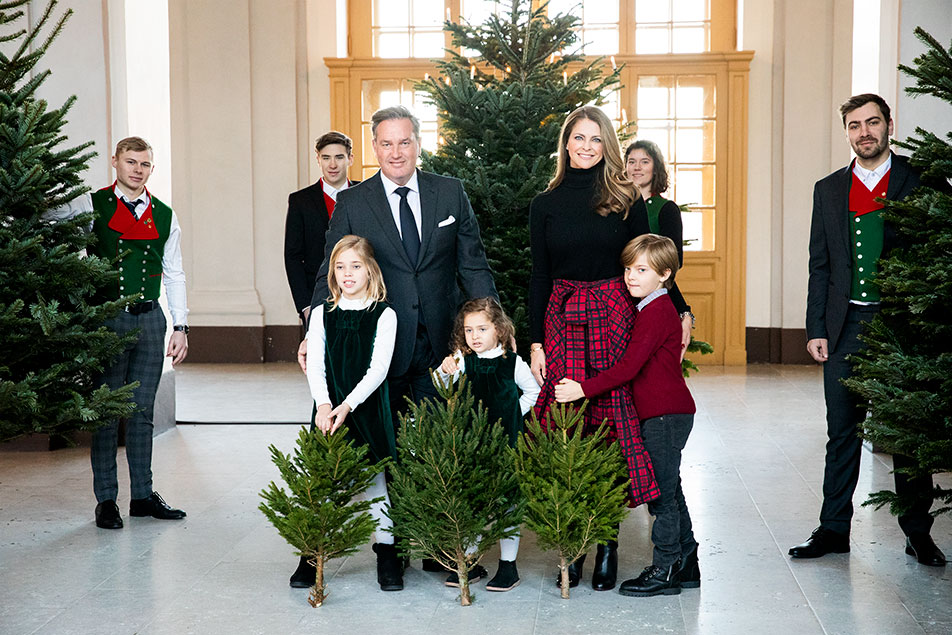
[555,234,698,597]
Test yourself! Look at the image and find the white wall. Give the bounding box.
[895,0,952,145]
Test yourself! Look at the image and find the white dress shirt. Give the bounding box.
[379,170,422,241]
[853,154,892,191]
[44,186,189,326]
[436,344,541,415]
[306,296,398,411]
[321,178,349,201]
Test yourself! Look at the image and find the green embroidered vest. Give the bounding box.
[91,187,172,301]
[848,169,889,302]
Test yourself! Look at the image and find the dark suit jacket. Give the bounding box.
[284,180,359,316]
[806,153,919,351]
[310,170,497,377]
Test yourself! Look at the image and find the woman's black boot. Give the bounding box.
[556,553,586,588]
[591,540,618,591]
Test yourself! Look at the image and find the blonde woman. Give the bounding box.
[528,106,658,592]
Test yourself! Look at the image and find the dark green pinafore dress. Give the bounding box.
[464,353,523,448]
[323,301,396,463]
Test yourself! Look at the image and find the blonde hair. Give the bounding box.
[326,235,387,309]
[450,297,516,357]
[547,106,636,218]
[620,234,679,289]
[114,136,152,158]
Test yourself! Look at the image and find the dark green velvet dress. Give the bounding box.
[464,353,523,448]
[323,301,396,463]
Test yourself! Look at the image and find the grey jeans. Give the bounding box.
[642,413,697,568]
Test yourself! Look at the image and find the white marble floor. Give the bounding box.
[1,364,950,635]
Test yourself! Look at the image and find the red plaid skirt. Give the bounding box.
[533,277,659,506]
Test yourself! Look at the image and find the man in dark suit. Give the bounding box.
[284,131,356,322]
[790,94,945,566]
[301,105,497,590]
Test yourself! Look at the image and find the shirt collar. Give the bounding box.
[380,170,419,197]
[853,153,891,182]
[114,185,149,208]
[321,178,349,200]
[337,295,373,310]
[475,343,505,359]
[636,287,668,311]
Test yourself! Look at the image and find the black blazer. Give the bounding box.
[806,153,919,351]
[284,180,359,315]
[311,170,497,377]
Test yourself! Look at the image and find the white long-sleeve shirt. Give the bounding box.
[44,186,188,326]
[436,344,540,415]
[306,296,398,410]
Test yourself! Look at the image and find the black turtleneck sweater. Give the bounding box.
[528,165,650,343]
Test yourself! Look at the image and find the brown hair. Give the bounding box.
[620,234,679,289]
[547,106,636,218]
[450,297,516,357]
[839,93,891,127]
[326,235,387,309]
[625,139,669,196]
[316,131,353,154]
[114,136,152,157]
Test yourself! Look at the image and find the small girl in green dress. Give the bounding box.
[437,297,541,592]
[304,235,405,591]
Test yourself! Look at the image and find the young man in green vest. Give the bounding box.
[791,94,945,566]
[51,136,189,529]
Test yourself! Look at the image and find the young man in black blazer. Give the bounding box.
[790,94,945,567]
[284,131,356,323]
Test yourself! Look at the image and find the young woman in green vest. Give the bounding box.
[624,140,694,351]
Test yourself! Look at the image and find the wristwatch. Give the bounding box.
[173,325,190,334]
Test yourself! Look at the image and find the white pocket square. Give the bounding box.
[437,215,456,227]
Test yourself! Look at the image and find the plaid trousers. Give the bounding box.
[91,308,166,502]
[534,277,659,507]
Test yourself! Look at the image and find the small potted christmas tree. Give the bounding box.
[388,376,523,606]
[515,402,630,599]
[259,427,385,607]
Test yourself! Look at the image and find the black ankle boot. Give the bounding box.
[289,555,316,588]
[556,553,586,588]
[372,543,404,591]
[619,561,681,597]
[591,540,618,591]
[678,544,700,588]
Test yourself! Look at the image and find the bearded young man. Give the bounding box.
[790,94,945,567]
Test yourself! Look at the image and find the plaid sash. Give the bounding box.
[534,277,659,506]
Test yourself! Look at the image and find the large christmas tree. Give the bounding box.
[0,0,135,441]
[417,0,621,350]
[843,27,952,518]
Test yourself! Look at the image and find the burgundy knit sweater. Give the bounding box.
[581,292,696,420]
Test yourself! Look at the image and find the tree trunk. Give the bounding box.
[459,562,472,606]
[559,556,570,600]
[308,555,326,607]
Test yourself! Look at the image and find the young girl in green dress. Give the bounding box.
[303,235,405,591]
[436,297,541,592]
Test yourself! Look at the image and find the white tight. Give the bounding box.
[363,471,393,545]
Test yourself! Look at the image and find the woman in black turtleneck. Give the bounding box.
[528,106,657,594]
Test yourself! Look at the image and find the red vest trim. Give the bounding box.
[105,183,160,239]
[849,169,890,217]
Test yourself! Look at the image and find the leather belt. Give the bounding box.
[124,299,159,315]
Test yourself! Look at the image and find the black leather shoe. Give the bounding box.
[372,543,404,591]
[129,491,186,519]
[788,526,849,558]
[556,553,586,588]
[678,544,701,588]
[905,534,947,567]
[445,564,488,588]
[95,500,123,529]
[619,562,681,597]
[421,558,448,572]
[289,556,316,588]
[591,541,618,591]
[485,560,520,592]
